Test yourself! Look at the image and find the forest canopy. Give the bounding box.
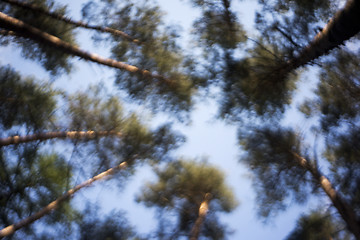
[0,0,360,239]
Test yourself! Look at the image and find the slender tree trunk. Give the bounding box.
[292,152,360,240]
[0,130,122,147]
[0,161,128,238]
[189,193,212,240]
[0,12,175,86]
[0,0,140,44]
[283,0,360,72]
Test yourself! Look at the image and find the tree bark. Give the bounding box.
[0,0,140,44]
[0,161,128,238]
[189,193,212,240]
[292,152,360,240]
[283,0,360,72]
[0,130,122,147]
[0,12,175,86]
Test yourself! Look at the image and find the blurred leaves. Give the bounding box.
[239,126,312,218]
[137,159,237,239]
[79,204,141,240]
[285,210,349,240]
[0,0,77,76]
[0,146,76,237]
[82,0,195,116]
[0,65,56,131]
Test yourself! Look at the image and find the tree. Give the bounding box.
[239,125,360,239]
[0,0,77,76]
[190,0,360,118]
[0,65,183,238]
[137,159,238,239]
[0,0,195,115]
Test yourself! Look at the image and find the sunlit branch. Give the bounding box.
[0,130,123,147]
[189,193,212,240]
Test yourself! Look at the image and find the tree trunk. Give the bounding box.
[283,0,360,72]
[0,161,128,238]
[0,130,122,147]
[189,193,212,240]
[292,152,360,240]
[0,0,140,44]
[0,12,175,86]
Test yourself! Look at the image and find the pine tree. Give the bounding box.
[137,159,238,239]
[0,0,195,114]
[239,125,360,239]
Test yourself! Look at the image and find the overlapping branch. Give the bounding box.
[0,161,128,238]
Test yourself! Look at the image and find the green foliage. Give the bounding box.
[325,127,360,216]
[65,86,184,173]
[191,0,246,50]
[0,146,76,237]
[137,159,237,239]
[66,85,124,132]
[260,0,336,20]
[0,0,77,75]
[79,205,140,240]
[0,65,56,130]
[239,126,311,218]
[220,42,298,118]
[315,50,360,131]
[285,210,348,240]
[189,0,247,89]
[82,0,195,115]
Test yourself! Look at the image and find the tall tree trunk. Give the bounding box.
[0,130,122,147]
[0,0,140,44]
[189,193,212,240]
[0,161,128,238]
[0,12,175,86]
[292,152,360,240]
[282,0,360,72]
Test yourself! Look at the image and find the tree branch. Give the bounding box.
[0,130,123,147]
[0,161,128,238]
[0,0,141,44]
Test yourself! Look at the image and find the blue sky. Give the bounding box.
[0,0,323,239]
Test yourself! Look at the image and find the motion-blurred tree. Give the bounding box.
[0,65,183,238]
[239,124,360,239]
[1,0,360,239]
[137,159,238,240]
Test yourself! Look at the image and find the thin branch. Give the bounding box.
[273,25,301,48]
[0,161,128,238]
[0,0,140,44]
[245,36,281,61]
[0,130,122,147]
